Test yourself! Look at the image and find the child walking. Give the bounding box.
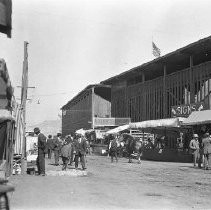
[61,138,72,171]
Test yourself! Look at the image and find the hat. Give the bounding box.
[34,127,40,133]
[193,134,198,138]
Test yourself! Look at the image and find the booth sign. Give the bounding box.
[171,102,206,118]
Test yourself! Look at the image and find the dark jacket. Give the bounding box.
[73,138,87,155]
[52,137,60,151]
[37,133,47,154]
[202,137,211,154]
[61,143,72,158]
[46,138,54,150]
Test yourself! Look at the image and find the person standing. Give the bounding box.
[46,135,54,159]
[109,137,118,163]
[60,138,72,171]
[52,134,60,166]
[189,134,200,167]
[202,133,211,170]
[73,134,87,170]
[34,127,46,176]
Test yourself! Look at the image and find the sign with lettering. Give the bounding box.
[171,102,205,118]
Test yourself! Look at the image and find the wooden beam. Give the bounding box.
[163,65,167,118]
[190,55,195,103]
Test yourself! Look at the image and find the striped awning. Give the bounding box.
[182,110,211,126]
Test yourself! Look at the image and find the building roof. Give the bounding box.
[101,35,211,85]
[61,84,111,110]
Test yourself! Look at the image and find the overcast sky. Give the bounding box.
[0,0,211,125]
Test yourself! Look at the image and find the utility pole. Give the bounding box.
[21,41,29,174]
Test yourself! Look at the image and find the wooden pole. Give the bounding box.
[190,55,194,103]
[163,65,167,118]
[21,41,29,174]
[91,87,95,129]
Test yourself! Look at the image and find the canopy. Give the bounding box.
[75,128,86,136]
[182,110,211,126]
[130,118,185,129]
[106,124,130,134]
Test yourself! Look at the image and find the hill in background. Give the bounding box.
[27,119,61,136]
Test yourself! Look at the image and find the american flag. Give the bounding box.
[152,42,161,57]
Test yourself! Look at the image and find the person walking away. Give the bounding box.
[46,135,54,159]
[109,137,118,163]
[73,134,87,170]
[34,127,46,176]
[189,134,200,167]
[52,135,60,166]
[202,133,211,170]
[60,138,72,171]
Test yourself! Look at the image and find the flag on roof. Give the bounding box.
[152,42,161,58]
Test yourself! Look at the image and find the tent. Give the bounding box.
[182,110,211,126]
[106,124,130,134]
[130,117,185,129]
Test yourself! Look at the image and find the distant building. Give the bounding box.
[61,84,130,136]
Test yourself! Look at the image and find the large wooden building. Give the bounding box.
[62,84,130,136]
[101,36,211,122]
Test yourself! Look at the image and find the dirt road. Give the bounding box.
[9,155,211,210]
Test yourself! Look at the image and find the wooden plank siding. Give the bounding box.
[111,60,211,122]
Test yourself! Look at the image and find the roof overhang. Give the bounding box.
[182,110,211,126]
[101,36,211,85]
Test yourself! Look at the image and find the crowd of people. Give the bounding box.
[189,132,211,170]
[34,127,90,176]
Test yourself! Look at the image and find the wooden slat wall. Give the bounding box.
[111,60,211,122]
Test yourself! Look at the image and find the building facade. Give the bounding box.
[61,84,111,136]
[101,36,211,122]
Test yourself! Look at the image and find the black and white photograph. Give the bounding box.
[0,0,211,209]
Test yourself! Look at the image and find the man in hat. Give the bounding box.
[202,133,211,170]
[73,134,87,170]
[34,127,47,176]
[189,134,200,167]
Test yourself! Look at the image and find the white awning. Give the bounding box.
[106,124,130,134]
[130,118,184,129]
[182,110,211,125]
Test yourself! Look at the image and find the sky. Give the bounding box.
[0,0,211,126]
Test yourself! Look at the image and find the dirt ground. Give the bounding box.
[8,155,211,210]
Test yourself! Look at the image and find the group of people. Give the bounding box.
[34,127,88,176]
[189,132,211,170]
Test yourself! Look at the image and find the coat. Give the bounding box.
[46,138,54,150]
[52,137,60,151]
[202,137,211,154]
[189,139,200,154]
[73,138,87,155]
[61,143,72,158]
[37,133,47,154]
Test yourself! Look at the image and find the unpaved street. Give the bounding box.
[9,155,211,210]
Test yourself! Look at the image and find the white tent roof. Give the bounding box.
[182,110,211,125]
[106,117,185,134]
[106,124,130,134]
[130,117,184,129]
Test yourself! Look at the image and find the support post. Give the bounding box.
[190,55,194,103]
[142,73,146,120]
[91,87,95,129]
[21,41,29,175]
[163,65,167,118]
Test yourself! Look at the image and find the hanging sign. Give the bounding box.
[171,102,205,118]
